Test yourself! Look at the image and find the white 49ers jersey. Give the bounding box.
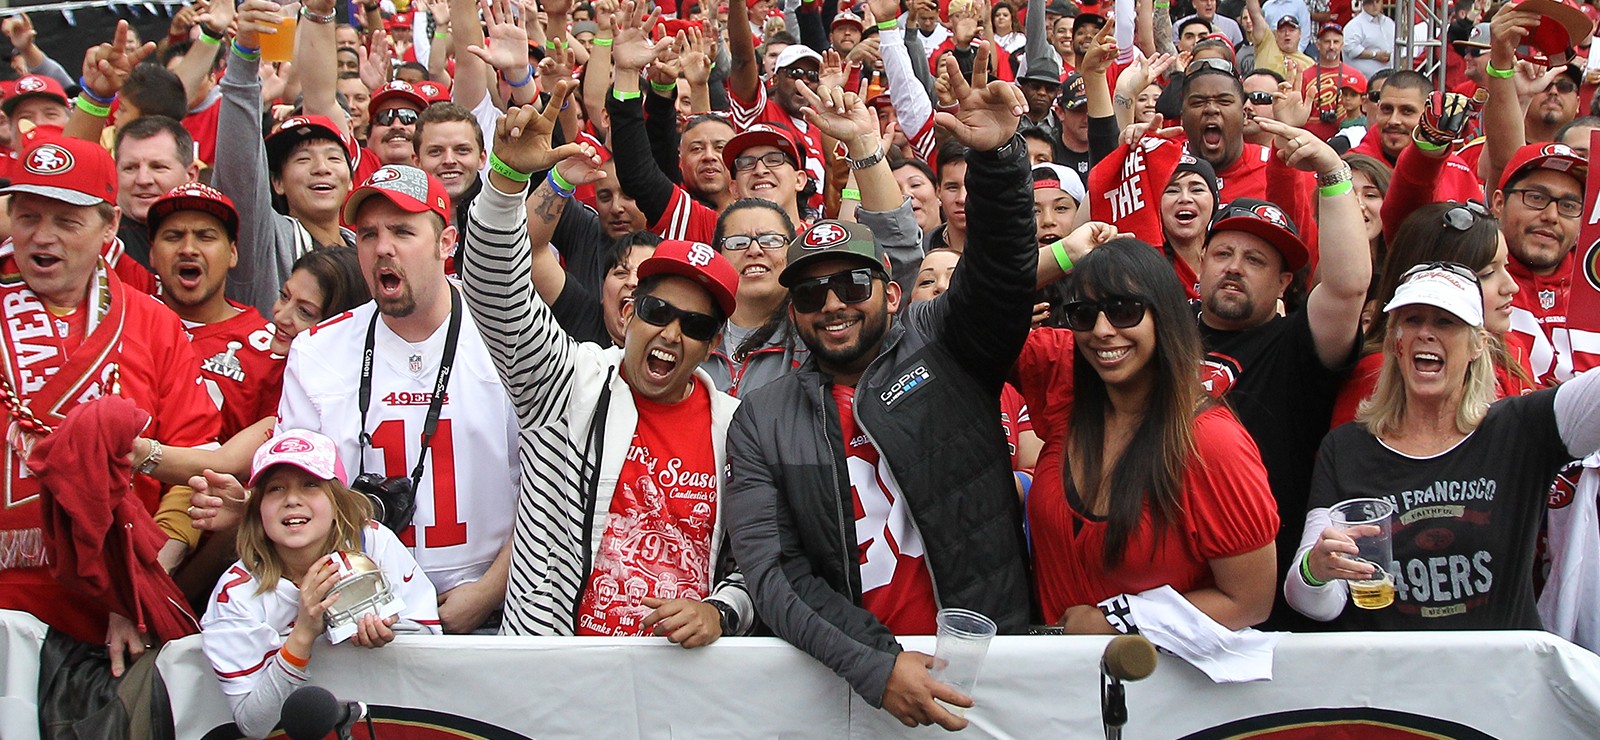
[277,299,518,594]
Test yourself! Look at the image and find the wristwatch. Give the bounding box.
[848,144,885,171]
[710,600,739,635]
[1316,163,1353,189]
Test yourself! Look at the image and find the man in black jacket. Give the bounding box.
[724,49,1034,732]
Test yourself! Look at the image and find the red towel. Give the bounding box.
[29,396,200,642]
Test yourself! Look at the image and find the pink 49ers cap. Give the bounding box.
[249,428,349,487]
[635,240,740,317]
[0,133,116,206]
[342,164,452,226]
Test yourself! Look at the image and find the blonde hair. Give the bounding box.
[1356,324,1498,438]
[235,465,373,595]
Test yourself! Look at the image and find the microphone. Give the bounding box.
[1100,635,1157,740]
[280,685,369,740]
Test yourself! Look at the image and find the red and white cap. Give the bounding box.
[369,80,429,116]
[636,240,740,317]
[831,11,865,29]
[343,164,452,225]
[413,80,451,105]
[1338,72,1367,94]
[147,183,240,241]
[722,122,806,173]
[249,428,348,487]
[1498,141,1587,193]
[0,74,68,116]
[0,133,116,206]
[265,114,359,171]
[1209,197,1310,272]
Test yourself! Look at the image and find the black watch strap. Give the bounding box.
[710,600,738,635]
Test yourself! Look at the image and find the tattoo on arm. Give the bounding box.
[532,182,566,224]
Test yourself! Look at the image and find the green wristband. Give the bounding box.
[433,31,448,39]
[1414,139,1446,152]
[1300,554,1328,587]
[1050,239,1073,273]
[1318,179,1353,198]
[197,31,223,46]
[74,96,111,118]
[593,37,613,46]
[1485,62,1515,79]
[550,166,576,192]
[877,19,897,30]
[488,152,532,183]
[650,79,678,94]
[612,88,643,101]
[840,188,861,201]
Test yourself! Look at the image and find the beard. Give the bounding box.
[1202,279,1259,324]
[798,304,890,372]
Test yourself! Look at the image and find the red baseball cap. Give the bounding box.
[147,183,240,242]
[1498,141,1588,193]
[369,80,429,116]
[0,133,116,206]
[723,123,805,174]
[636,240,739,317]
[1338,72,1367,94]
[342,164,452,226]
[832,11,865,29]
[1209,198,1310,272]
[1511,0,1595,64]
[1,74,67,117]
[414,80,451,105]
[265,114,359,171]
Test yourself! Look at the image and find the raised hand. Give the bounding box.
[467,0,533,72]
[260,60,293,102]
[819,48,847,89]
[538,41,578,86]
[1273,63,1312,128]
[846,35,881,67]
[932,41,1026,152]
[360,29,394,89]
[553,143,607,186]
[680,25,713,86]
[492,79,587,175]
[1415,90,1487,148]
[610,0,666,73]
[594,0,619,35]
[799,84,880,155]
[236,0,289,55]
[1080,19,1117,77]
[428,0,452,25]
[195,0,237,39]
[81,20,158,99]
[3,13,37,53]
[867,0,900,28]
[188,469,249,532]
[1256,116,1342,174]
[1119,112,1183,146]
[650,32,685,87]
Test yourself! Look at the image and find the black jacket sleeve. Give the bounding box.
[798,2,828,51]
[644,87,685,186]
[1088,114,1120,169]
[605,89,678,226]
[911,135,1037,385]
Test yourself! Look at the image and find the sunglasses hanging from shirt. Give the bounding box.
[353,288,463,534]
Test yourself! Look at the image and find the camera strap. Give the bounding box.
[356,287,464,493]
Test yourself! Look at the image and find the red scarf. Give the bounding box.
[0,250,126,515]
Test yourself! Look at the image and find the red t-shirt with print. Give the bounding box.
[833,384,938,635]
[576,382,719,636]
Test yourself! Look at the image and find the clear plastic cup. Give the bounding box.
[929,608,997,717]
[1329,498,1397,609]
[259,15,297,63]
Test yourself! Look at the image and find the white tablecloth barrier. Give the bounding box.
[6,609,1600,738]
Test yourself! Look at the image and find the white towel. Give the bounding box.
[1126,585,1285,683]
[1537,454,1600,653]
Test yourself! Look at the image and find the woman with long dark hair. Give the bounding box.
[1013,239,1279,633]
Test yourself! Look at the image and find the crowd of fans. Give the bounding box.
[1,0,1599,732]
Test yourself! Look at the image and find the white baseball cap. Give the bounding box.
[774,44,823,70]
[1383,263,1484,328]
[249,429,349,487]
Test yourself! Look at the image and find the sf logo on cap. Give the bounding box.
[370,167,402,183]
[271,437,314,454]
[16,76,43,92]
[803,223,848,249]
[25,145,73,175]
[686,242,716,267]
[1251,204,1289,228]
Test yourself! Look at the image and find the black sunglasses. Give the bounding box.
[633,294,722,341]
[732,150,796,172]
[782,67,821,83]
[1551,78,1579,94]
[1399,260,1480,284]
[1366,90,1382,103]
[374,108,420,126]
[1441,200,1490,231]
[720,232,789,251]
[790,267,879,313]
[1245,90,1275,105]
[1062,297,1149,332]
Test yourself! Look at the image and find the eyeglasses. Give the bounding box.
[1061,297,1149,332]
[1185,58,1236,77]
[1441,200,1491,231]
[1505,187,1584,219]
[1399,260,1481,285]
[782,67,821,83]
[1245,90,1275,105]
[632,294,723,341]
[732,150,796,172]
[790,267,879,313]
[1551,78,1579,94]
[720,232,789,251]
[374,108,419,126]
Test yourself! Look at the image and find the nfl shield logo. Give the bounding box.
[409,354,423,373]
[1539,289,1557,310]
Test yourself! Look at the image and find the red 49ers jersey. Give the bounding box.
[185,303,286,440]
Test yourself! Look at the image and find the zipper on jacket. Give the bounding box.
[816,382,859,601]
[853,390,944,612]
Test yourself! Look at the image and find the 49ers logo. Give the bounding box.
[803,223,849,249]
[1547,461,1582,509]
[16,76,44,93]
[1250,203,1290,228]
[279,117,311,131]
[24,144,72,175]
[1583,238,1600,295]
[370,166,403,183]
[271,436,315,454]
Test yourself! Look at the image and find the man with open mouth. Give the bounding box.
[0,131,219,675]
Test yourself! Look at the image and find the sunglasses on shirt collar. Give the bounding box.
[632,294,723,341]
